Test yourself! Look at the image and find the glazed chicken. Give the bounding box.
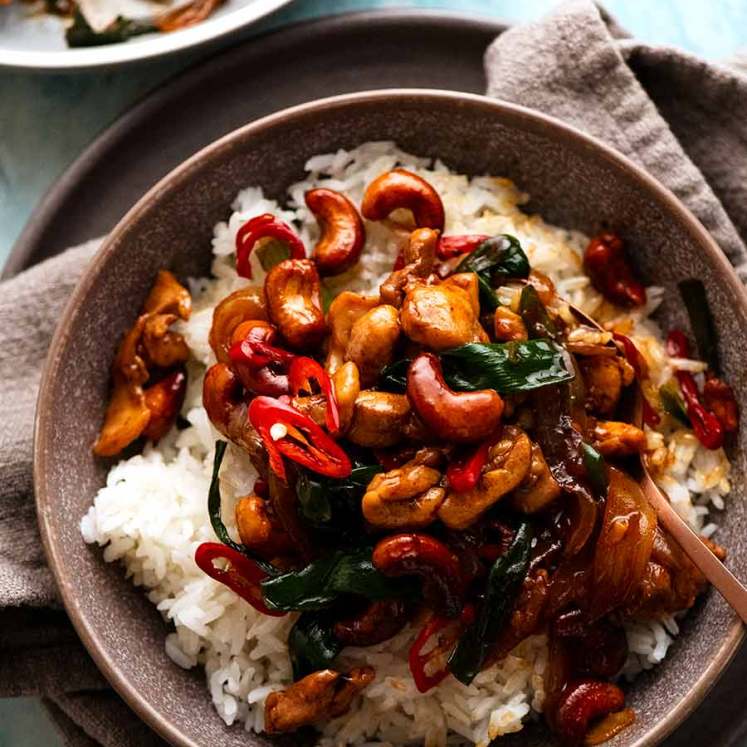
[97,167,734,746]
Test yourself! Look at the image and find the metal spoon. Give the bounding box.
[569,303,747,623]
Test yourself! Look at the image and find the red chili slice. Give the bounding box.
[194,542,283,617]
[446,439,492,493]
[437,234,490,260]
[409,605,475,693]
[583,233,646,307]
[235,214,306,279]
[248,396,351,481]
[613,332,660,427]
[288,356,341,434]
[666,330,723,450]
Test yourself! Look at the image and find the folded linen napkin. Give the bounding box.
[2,2,747,745]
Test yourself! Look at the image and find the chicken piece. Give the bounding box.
[401,283,483,351]
[379,228,438,307]
[494,306,528,342]
[624,528,725,618]
[345,304,401,386]
[592,420,647,457]
[362,448,445,528]
[511,442,562,513]
[347,390,417,448]
[265,667,375,733]
[325,292,379,373]
[578,355,628,416]
[438,426,533,529]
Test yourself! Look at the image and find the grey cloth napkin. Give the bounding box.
[2,2,747,745]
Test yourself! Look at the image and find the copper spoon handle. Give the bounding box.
[638,467,747,623]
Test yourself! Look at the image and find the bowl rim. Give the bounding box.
[0,0,291,72]
[34,88,746,747]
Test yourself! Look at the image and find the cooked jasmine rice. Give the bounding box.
[80,142,732,746]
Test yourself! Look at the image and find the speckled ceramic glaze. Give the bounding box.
[34,90,747,747]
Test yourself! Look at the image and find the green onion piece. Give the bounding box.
[288,612,342,680]
[659,381,691,427]
[519,285,557,340]
[448,521,532,684]
[581,442,609,495]
[256,239,291,272]
[678,279,720,373]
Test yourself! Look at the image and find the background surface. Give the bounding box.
[1,0,746,744]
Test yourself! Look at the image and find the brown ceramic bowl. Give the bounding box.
[35,90,747,747]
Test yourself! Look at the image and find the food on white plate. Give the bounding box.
[1,0,224,48]
[82,142,737,746]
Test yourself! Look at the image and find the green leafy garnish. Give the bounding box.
[207,441,277,576]
[440,340,574,392]
[456,235,530,310]
[678,279,719,373]
[659,381,691,426]
[261,548,415,612]
[288,612,342,679]
[297,460,381,530]
[66,10,154,47]
[448,521,532,684]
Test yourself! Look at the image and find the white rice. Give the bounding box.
[81,142,732,746]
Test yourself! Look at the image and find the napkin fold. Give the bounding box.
[2,2,747,745]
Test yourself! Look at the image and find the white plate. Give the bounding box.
[0,0,291,70]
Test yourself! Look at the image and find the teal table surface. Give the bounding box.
[1,1,747,745]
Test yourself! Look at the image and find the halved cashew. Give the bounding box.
[593,420,647,457]
[345,304,401,386]
[511,442,561,514]
[347,390,412,448]
[401,283,483,351]
[362,451,445,528]
[265,258,326,350]
[380,228,439,307]
[361,168,445,230]
[209,286,267,363]
[305,188,365,276]
[235,494,293,559]
[265,667,374,734]
[438,426,532,529]
[494,307,528,342]
[332,361,360,433]
[325,291,379,373]
[407,353,503,442]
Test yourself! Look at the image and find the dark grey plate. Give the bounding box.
[18,10,747,747]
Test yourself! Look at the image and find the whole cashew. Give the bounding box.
[235,493,294,559]
[347,390,412,448]
[305,188,365,276]
[406,353,503,442]
[209,286,267,363]
[361,169,445,231]
[325,291,379,373]
[345,304,401,387]
[264,258,326,350]
[438,426,532,529]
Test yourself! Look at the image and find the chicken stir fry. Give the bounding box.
[97,168,737,745]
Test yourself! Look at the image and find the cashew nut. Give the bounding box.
[345,304,401,387]
[333,599,409,646]
[235,493,293,559]
[331,361,360,433]
[406,353,503,442]
[209,285,267,363]
[361,168,445,231]
[347,390,413,448]
[264,258,326,350]
[325,291,379,373]
[438,426,532,529]
[305,188,365,276]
